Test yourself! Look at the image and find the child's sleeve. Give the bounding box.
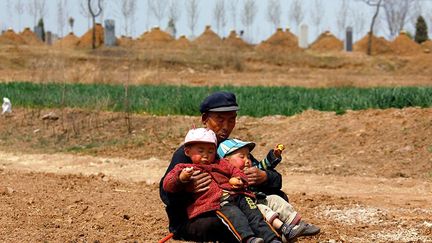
[256,149,282,170]
[162,164,190,193]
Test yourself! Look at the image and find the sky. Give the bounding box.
[1,0,432,44]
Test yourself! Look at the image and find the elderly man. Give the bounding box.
[159,91,316,242]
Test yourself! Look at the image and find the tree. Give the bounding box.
[228,0,239,31]
[37,18,45,42]
[148,0,168,27]
[311,0,325,36]
[415,15,429,43]
[358,0,384,55]
[241,0,258,43]
[213,0,227,36]
[68,17,75,33]
[267,0,281,31]
[382,0,417,40]
[57,0,68,37]
[14,0,25,31]
[336,0,351,39]
[186,0,199,37]
[27,0,47,27]
[353,9,367,40]
[87,0,103,49]
[80,0,93,29]
[119,0,137,36]
[289,0,305,33]
[168,0,181,33]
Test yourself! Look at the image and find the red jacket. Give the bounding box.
[163,158,255,219]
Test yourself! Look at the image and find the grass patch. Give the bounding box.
[1,82,432,117]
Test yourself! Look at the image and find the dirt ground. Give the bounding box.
[1,107,431,242]
[1,43,432,242]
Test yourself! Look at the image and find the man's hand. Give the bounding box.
[190,170,212,193]
[244,167,267,186]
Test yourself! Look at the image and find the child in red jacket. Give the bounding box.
[163,128,282,243]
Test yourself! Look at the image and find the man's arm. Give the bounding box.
[245,153,283,190]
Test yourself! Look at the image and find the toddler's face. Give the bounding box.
[185,143,216,165]
[226,147,251,170]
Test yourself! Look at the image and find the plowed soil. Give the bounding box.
[1,107,431,242]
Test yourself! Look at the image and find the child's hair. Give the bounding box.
[217,139,255,158]
[184,128,217,147]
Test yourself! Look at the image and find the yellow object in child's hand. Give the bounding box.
[277,144,285,151]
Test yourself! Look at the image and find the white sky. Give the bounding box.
[1,0,432,44]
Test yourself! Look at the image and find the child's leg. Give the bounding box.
[262,195,301,225]
[256,204,284,229]
[217,198,256,242]
[237,195,281,242]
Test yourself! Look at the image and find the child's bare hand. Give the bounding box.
[179,167,194,183]
[229,177,244,189]
[273,144,285,158]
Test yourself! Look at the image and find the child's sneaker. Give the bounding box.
[246,237,264,243]
[280,222,306,242]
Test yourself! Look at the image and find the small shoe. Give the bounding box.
[246,237,265,243]
[299,221,320,236]
[280,222,306,241]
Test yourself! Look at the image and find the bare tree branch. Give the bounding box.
[241,0,258,42]
[311,0,325,36]
[186,0,199,37]
[148,0,168,27]
[289,0,305,33]
[213,0,227,36]
[228,0,239,30]
[267,0,281,31]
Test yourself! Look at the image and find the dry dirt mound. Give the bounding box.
[137,27,173,48]
[390,32,422,55]
[0,29,26,45]
[256,28,300,52]
[223,30,252,50]
[354,33,393,55]
[117,36,135,47]
[19,27,43,45]
[309,31,343,52]
[193,25,223,48]
[421,40,432,53]
[76,24,104,48]
[53,32,79,48]
[169,35,193,49]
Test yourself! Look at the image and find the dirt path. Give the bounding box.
[1,150,431,242]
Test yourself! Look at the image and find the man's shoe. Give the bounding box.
[299,221,320,236]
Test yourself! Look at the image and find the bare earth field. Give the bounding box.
[0,107,431,242]
[1,43,432,242]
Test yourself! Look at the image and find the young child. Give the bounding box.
[218,139,319,242]
[163,128,282,243]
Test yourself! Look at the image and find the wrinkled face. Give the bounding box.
[226,147,252,170]
[185,142,216,165]
[202,111,237,143]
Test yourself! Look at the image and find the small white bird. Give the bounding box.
[2,97,12,114]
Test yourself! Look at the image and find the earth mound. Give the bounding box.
[193,25,223,49]
[53,32,79,48]
[390,32,423,55]
[256,28,300,52]
[309,31,343,52]
[137,27,173,48]
[354,33,393,55]
[76,23,105,48]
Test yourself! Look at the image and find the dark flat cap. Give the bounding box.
[199,91,239,113]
